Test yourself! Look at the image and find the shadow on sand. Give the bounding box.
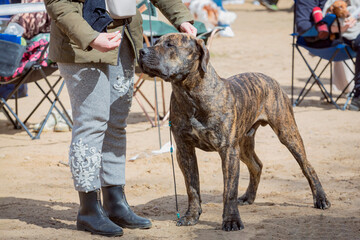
[2,193,358,240]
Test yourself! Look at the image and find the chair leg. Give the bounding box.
[161,80,166,116]
[24,77,61,124]
[33,104,56,139]
[153,77,161,127]
[133,74,170,127]
[343,89,355,110]
[40,71,72,124]
[32,77,71,139]
[295,46,341,109]
[333,49,356,106]
[33,78,73,127]
[0,101,19,129]
[0,98,36,139]
[291,43,295,105]
[312,70,341,109]
[0,75,72,139]
[0,71,36,137]
[335,78,354,103]
[294,57,323,106]
[137,89,156,112]
[134,77,157,112]
[295,80,317,106]
[330,61,333,99]
[134,95,156,127]
[15,92,19,128]
[133,76,157,127]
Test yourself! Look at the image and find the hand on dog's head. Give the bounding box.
[138,33,209,83]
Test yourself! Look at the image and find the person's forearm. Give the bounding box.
[151,0,194,30]
[44,0,99,50]
[295,0,317,34]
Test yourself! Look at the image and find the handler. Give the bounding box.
[44,0,196,237]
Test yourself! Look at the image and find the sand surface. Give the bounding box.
[1,1,359,239]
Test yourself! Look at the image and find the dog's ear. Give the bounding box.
[196,39,209,73]
[328,4,334,13]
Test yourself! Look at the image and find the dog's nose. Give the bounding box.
[139,48,149,57]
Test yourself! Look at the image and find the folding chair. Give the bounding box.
[0,36,72,139]
[291,1,356,110]
[135,1,223,127]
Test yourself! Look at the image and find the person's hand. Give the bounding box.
[89,31,122,52]
[331,17,356,33]
[179,22,197,37]
[343,17,357,31]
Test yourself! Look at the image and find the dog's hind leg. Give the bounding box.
[174,140,202,227]
[238,128,263,205]
[267,99,330,209]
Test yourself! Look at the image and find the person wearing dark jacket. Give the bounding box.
[44,0,197,237]
[295,0,360,110]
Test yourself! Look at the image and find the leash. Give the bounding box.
[169,120,180,220]
[145,1,179,220]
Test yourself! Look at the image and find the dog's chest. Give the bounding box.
[187,115,224,151]
[171,88,229,151]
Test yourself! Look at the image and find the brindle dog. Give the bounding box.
[138,33,331,231]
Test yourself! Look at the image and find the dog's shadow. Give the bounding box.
[190,214,359,240]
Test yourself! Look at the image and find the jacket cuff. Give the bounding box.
[65,23,100,51]
[79,31,100,51]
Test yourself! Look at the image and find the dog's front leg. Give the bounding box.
[175,141,202,226]
[219,146,244,231]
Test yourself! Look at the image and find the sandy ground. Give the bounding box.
[1,1,360,239]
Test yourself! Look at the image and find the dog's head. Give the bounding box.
[138,33,209,83]
[327,0,350,18]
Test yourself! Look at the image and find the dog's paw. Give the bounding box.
[176,213,200,226]
[314,194,331,209]
[237,193,255,206]
[222,218,244,231]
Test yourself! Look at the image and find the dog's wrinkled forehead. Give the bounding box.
[156,33,197,48]
[333,0,347,8]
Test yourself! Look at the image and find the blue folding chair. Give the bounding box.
[0,38,73,139]
[291,2,356,110]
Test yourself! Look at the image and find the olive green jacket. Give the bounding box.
[44,0,194,65]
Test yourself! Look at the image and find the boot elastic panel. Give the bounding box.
[102,185,152,229]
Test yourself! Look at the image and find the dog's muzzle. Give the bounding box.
[138,47,165,79]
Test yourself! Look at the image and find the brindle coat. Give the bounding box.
[138,33,330,231]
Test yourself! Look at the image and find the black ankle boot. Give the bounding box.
[77,190,124,236]
[102,185,152,229]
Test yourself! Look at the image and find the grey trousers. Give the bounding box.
[58,37,135,192]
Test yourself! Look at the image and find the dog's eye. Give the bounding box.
[166,42,174,48]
